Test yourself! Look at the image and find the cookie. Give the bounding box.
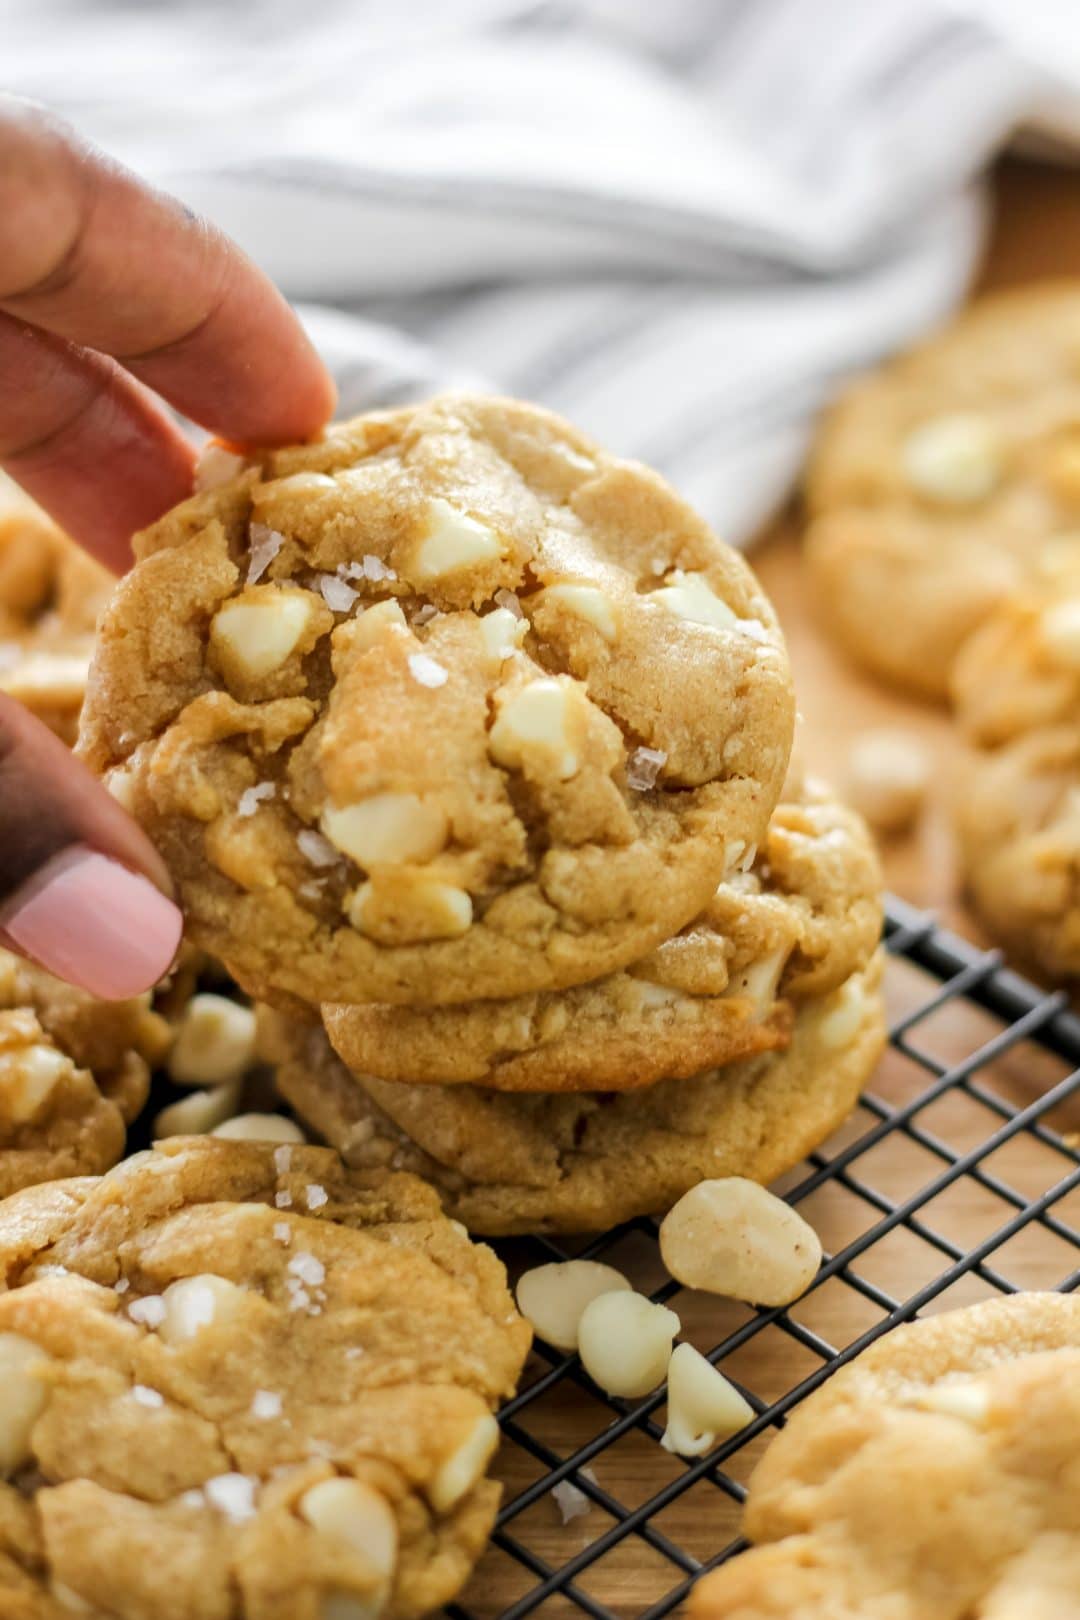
[951,575,1080,980]
[267,953,885,1235]
[323,777,882,1092]
[0,1135,530,1618]
[77,394,794,1008]
[0,948,172,1197]
[0,474,113,743]
[806,282,1080,698]
[690,1292,1080,1619]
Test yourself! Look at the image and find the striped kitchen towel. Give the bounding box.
[2,0,1076,542]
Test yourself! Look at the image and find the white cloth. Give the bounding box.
[1,0,1077,542]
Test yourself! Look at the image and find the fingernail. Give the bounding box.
[1,845,183,1000]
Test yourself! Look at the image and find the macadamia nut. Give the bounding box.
[659,1178,822,1306]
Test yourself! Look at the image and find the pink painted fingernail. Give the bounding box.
[1,845,183,1000]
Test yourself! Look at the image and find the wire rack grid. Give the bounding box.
[452,894,1080,1620]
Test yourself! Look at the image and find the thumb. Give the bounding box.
[0,696,182,998]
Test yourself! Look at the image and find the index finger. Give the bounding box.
[0,97,336,446]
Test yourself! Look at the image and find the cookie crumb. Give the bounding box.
[847,729,930,835]
[408,652,449,689]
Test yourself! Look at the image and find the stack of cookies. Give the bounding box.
[805,282,1080,984]
[76,393,887,1235]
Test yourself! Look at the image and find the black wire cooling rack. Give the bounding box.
[454,895,1080,1620]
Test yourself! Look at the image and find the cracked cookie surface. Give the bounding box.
[0,475,113,744]
[690,1292,1080,1620]
[267,954,884,1235]
[951,571,1080,980]
[78,395,794,1007]
[806,282,1080,698]
[0,1135,530,1619]
[323,777,882,1092]
[0,948,172,1197]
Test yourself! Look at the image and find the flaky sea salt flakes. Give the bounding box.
[35,1264,69,1278]
[411,602,439,627]
[297,829,339,869]
[128,1296,166,1329]
[408,652,449,688]
[114,1278,130,1295]
[205,1473,258,1523]
[250,1390,282,1420]
[274,1190,293,1209]
[179,1488,206,1509]
[297,880,326,902]
[737,618,770,644]
[305,1184,328,1210]
[315,572,359,613]
[237,781,275,818]
[626,746,667,792]
[246,523,285,584]
[342,554,396,583]
[552,1479,590,1524]
[273,1145,294,1174]
[288,1253,325,1289]
[272,1221,292,1246]
[493,588,524,619]
[344,1346,365,1360]
[131,1384,164,1409]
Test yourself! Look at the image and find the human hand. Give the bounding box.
[0,97,336,998]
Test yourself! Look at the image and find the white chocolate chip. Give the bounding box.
[194,444,246,492]
[352,599,407,651]
[168,995,257,1087]
[0,1333,51,1476]
[479,607,528,662]
[321,793,447,868]
[300,1477,398,1579]
[348,877,472,940]
[158,1275,248,1346]
[415,499,502,579]
[0,1043,72,1124]
[153,1081,240,1139]
[539,582,618,642]
[652,571,738,631]
[488,678,583,780]
[659,1179,822,1306]
[902,413,999,504]
[210,589,315,680]
[212,1113,306,1143]
[427,1411,501,1512]
[914,1379,990,1424]
[577,1292,680,1399]
[660,1343,753,1457]
[817,974,869,1050]
[847,729,929,834]
[1040,598,1080,669]
[516,1261,631,1351]
[725,947,789,1014]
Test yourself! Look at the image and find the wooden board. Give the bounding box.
[459,158,1080,1620]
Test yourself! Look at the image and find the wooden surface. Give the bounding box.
[460,159,1080,1620]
